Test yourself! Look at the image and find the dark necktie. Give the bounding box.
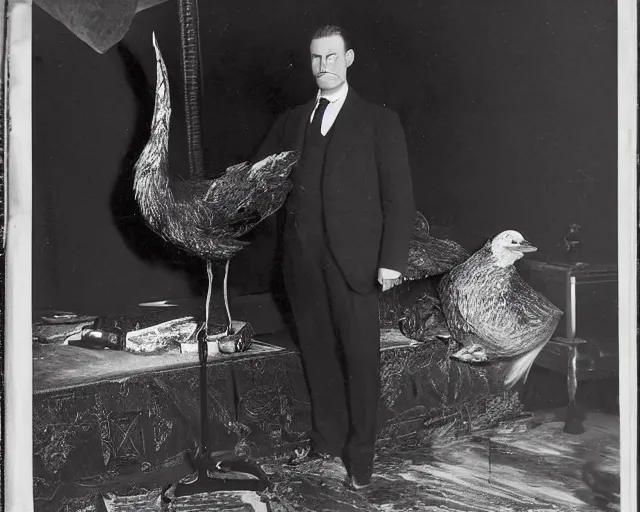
[310,97,330,136]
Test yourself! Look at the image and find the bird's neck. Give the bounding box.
[133,149,175,223]
[491,247,523,268]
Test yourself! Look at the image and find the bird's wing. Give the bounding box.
[439,249,563,359]
[460,270,563,358]
[439,263,475,336]
[198,151,297,236]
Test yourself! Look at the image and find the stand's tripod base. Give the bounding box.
[562,401,586,434]
[170,453,271,498]
[166,318,266,502]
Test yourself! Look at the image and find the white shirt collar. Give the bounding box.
[316,82,349,105]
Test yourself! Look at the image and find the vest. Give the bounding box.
[286,120,334,241]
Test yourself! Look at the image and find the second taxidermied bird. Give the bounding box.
[438,230,563,388]
[133,34,299,335]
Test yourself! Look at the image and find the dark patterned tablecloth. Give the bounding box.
[33,330,522,511]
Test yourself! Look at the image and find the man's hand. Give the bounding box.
[377,268,402,292]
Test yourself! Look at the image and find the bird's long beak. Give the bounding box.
[516,239,538,252]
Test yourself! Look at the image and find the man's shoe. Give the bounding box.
[349,474,372,491]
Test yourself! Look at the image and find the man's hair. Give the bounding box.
[311,25,352,51]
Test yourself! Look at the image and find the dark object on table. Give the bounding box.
[179,320,254,354]
[439,230,563,388]
[377,276,450,341]
[563,223,582,263]
[403,212,469,281]
[33,311,99,344]
[378,277,439,328]
[93,309,190,334]
[399,293,450,342]
[67,326,127,351]
[217,326,253,354]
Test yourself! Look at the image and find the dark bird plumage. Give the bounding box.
[133,34,299,332]
[403,211,469,281]
[438,230,563,388]
[378,212,468,340]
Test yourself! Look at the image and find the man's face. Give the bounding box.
[310,35,354,92]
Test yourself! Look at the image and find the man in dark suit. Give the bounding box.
[254,25,415,489]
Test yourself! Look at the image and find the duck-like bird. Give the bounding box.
[438,230,563,388]
[133,34,298,335]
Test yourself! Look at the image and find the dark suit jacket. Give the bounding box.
[255,88,415,294]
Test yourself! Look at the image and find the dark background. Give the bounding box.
[32,0,617,315]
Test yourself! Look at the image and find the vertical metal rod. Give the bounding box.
[565,274,576,341]
[563,272,583,434]
[205,259,213,334]
[566,274,578,403]
[224,258,232,333]
[198,327,210,463]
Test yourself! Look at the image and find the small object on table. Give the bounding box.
[33,311,99,345]
[126,316,198,354]
[69,326,127,351]
[178,320,253,355]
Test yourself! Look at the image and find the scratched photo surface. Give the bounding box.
[16,0,625,510]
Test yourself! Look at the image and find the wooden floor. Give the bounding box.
[98,409,619,512]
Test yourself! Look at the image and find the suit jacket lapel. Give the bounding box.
[324,89,370,175]
[295,99,316,150]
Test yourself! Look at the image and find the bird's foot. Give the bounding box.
[188,322,207,343]
[452,344,487,363]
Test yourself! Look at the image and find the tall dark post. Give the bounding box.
[178,0,205,179]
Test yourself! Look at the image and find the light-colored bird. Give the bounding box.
[438,230,563,388]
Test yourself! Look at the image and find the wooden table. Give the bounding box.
[518,261,618,433]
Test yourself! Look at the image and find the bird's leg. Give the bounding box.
[205,259,213,337]
[224,259,233,335]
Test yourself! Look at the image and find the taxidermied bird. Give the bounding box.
[133,34,299,335]
[403,211,469,281]
[378,211,467,338]
[438,230,563,388]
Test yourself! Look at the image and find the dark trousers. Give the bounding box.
[282,213,380,478]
